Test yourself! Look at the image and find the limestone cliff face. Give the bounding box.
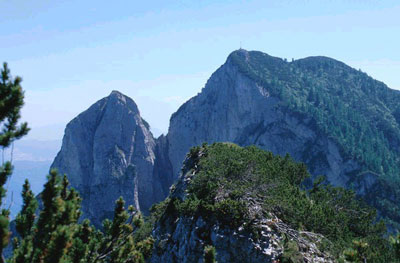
[51,91,162,226]
[166,52,363,191]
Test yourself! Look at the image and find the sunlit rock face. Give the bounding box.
[52,90,162,226]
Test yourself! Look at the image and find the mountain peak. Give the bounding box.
[293,55,351,71]
[227,49,287,70]
[52,91,160,227]
[104,90,139,114]
[108,90,129,102]
[109,90,125,97]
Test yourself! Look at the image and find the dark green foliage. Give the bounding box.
[204,245,217,263]
[306,178,382,244]
[11,171,153,263]
[0,62,29,148]
[165,143,397,261]
[0,162,11,257]
[342,240,369,263]
[229,50,400,228]
[43,226,73,263]
[95,198,147,263]
[15,180,38,239]
[11,171,81,262]
[0,163,12,207]
[68,219,95,263]
[280,237,302,263]
[390,234,400,260]
[0,214,9,255]
[0,63,29,262]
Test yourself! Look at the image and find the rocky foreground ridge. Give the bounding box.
[149,143,378,262]
[52,49,400,228]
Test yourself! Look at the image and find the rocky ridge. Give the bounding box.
[150,144,336,263]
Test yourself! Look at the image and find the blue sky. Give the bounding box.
[1,0,400,139]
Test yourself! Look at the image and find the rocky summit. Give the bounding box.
[51,90,164,226]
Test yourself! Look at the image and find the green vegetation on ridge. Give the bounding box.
[155,143,399,262]
[229,50,400,229]
[230,50,400,179]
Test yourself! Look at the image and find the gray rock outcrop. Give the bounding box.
[51,90,163,226]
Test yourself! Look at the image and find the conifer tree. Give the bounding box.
[0,62,29,148]
[11,171,82,263]
[94,197,147,263]
[0,62,29,262]
[68,219,100,263]
[11,171,152,263]
[15,180,38,239]
[343,240,369,263]
[204,245,217,263]
[390,235,400,260]
[11,180,38,263]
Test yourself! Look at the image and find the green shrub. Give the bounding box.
[166,143,394,261]
[204,245,217,263]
